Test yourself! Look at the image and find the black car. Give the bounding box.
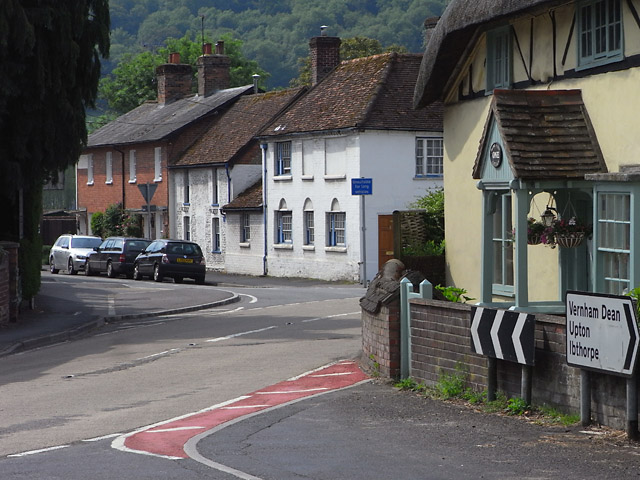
[85,237,151,278]
[133,239,206,284]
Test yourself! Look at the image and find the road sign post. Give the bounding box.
[351,178,372,286]
[566,291,640,438]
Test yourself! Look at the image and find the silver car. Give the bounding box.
[49,234,102,275]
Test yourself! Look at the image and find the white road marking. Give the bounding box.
[301,311,359,323]
[206,326,277,342]
[136,348,180,361]
[108,295,116,316]
[83,433,123,442]
[221,405,270,410]
[255,388,329,395]
[310,372,354,377]
[8,445,69,458]
[147,426,206,433]
[239,294,258,303]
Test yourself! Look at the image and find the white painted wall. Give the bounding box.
[224,211,265,275]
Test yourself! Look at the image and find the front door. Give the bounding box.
[378,215,394,270]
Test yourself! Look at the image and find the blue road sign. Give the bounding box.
[351,178,372,195]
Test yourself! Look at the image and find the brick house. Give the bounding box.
[169,87,305,273]
[77,43,253,238]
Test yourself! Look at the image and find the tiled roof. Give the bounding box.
[87,85,254,148]
[175,88,306,167]
[222,180,262,211]
[473,89,607,180]
[260,53,442,137]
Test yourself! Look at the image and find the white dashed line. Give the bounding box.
[8,445,69,458]
[206,326,277,342]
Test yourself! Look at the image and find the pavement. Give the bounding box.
[0,269,353,357]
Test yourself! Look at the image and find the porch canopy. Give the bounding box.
[474,89,607,313]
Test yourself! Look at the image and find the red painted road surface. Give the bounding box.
[121,360,369,459]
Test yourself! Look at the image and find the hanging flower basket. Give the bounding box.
[555,232,585,248]
[528,234,543,245]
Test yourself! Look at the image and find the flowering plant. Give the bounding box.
[542,216,592,248]
[512,218,546,245]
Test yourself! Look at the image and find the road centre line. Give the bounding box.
[136,348,180,361]
[302,311,360,323]
[7,445,70,458]
[206,326,277,342]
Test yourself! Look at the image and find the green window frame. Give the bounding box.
[492,193,514,295]
[577,0,623,69]
[597,192,630,295]
[486,27,512,92]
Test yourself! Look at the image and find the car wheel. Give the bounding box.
[153,264,163,282]
[50,258,59,274]
[195,275,205,285]
[133,263,142,281]
[107,261,116,278]
[174,276,183,284]
[67,258,77,275]
[84,260,93,276]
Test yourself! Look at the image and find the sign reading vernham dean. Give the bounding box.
[566,291,639,377]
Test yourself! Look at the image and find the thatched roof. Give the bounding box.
[413,0,566,108]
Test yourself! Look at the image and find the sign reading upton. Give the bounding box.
[566,291,639,377]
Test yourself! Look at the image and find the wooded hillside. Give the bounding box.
[107,0,445,88]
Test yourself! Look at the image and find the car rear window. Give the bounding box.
[167,243,202,256]
[71,237,102,249]
[127,240,150,253]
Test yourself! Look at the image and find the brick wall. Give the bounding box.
[310,36,341,85]
[361,301,401,378]
[407,298,633,430]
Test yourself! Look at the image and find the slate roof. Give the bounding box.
[222,180,262,211]
[175,88,306,167]
[414,0,564,108]
[261,53,442,137]
[87,85,254,148]
[473,89,607,180]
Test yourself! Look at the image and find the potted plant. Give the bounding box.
[542,216,592,248]
[526,217,546,245]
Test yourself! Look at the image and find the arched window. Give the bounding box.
[326,199,345,246]
[276,199,292,244]
[303,198,314,245]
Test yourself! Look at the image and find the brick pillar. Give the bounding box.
[156,54,193,105]
[309,35,341,85]
[0,242,20,323]
[197,41,231,96]
[361,300,401,378]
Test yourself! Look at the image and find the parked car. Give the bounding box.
[85,237,151,278]
[49,234,103,275]
[133,239,206,284]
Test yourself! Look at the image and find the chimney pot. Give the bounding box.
[197,41,231,96]
[215,41,224,55]
[252,74,260,94]
[203,43,212,55]
[169,52,181,64]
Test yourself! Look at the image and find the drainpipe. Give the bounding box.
[260,143,268,276]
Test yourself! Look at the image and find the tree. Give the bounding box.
[289,36,408,87]
[99,33,269,116]
[0,1,110,299]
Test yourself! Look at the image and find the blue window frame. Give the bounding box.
[327,212,346,247]
[486,27,512,91]
[276,211,292,244]
[304,210,315,245]
[212,217,221,252]
[275,141,291,176]
[578,0,622,69]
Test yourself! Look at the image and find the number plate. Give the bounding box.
[176,258,193,264]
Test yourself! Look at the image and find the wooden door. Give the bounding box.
[378,215,394,271]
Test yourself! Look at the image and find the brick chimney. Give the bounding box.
[156,52,192,105]
[309,26,341,85]
[197,41,231,96]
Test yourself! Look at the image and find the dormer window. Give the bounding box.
[486,26,512,92]
[577,0,622,69]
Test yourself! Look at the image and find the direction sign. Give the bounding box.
[351,178,372,195]
[470,307,536,366]
[566,291,639,377]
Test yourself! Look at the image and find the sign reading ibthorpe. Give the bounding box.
[566,291,639,377]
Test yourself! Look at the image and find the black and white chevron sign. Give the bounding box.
[470,307,536,366]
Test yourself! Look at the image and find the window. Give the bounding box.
[304,201,315,246]
[597,193,630,294]
[211,168,218,205]
[327,199,346,247]
[154,147,162,182]
[213,217,221,252]
[129,150,136,183]
[415,137,443,176]
[105,152,113,184]
[87,154,94,185]
[183,216,190,241]
[276,200,292,244]
[486,27,512,91]
[578,0,622,68]
[492,193,514,294]
[241,213,251,243]
[184,171,190,204]
[275,141,291,176]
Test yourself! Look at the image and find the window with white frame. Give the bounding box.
[597,192,630,294]
[154,147,162,181]
[327,199,346,247]
[184,171,190,204]
[183,216,190,241]
[276,199,292,244]
[578,0,622,69]
[105,151,113,184]
[303,199,314,245]
[129,150,136,183]
[212,217,221,252]
[211,168,218,205]
[486,26,512,91]
[415,137,443,177]
[87,154,94,185]
[275,141,291,176]
[241,213,251,243]
[492,192,514,295]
